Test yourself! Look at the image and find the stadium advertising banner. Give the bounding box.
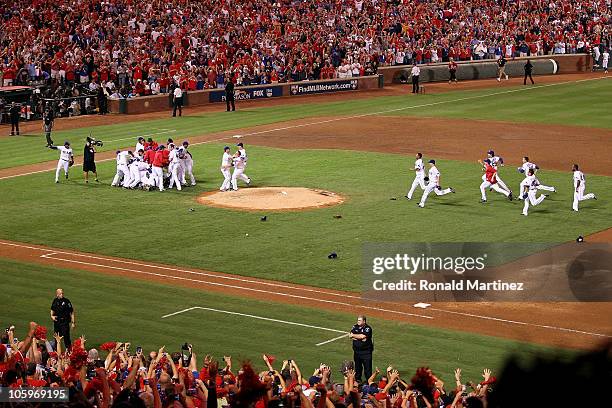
[209,86,283,103]
[290,79,358,95]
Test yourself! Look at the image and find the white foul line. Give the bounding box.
[32,251,432,320]
[0,76,607,182]
[316,334,350,347]
[162,306,345,333]
[1,240,610,338]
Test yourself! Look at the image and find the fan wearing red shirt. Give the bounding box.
[479,159,512,202]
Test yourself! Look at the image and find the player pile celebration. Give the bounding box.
[405,149,597,215]
[49,136,251,193]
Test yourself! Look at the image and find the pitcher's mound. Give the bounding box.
[197,187,344,211]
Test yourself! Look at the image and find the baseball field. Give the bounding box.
[1,73,611,384]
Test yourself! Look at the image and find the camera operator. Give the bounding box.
[43,106,55,147]
[83,136,99,183]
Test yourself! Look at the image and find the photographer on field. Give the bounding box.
[83,136,101,183]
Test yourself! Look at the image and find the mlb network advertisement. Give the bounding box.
[290,79,358,95]
[363,242,612,302]
[209,86,283,103]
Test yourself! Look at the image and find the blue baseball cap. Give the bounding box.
[428,159,436,164]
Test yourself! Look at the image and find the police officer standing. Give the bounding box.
[9,102,20,136]
[50,288,75,348]
[225,77,235,112]
[349,315,373,382]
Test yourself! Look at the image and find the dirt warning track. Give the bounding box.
[0,240,610,350]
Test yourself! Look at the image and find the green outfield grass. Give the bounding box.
[0,76,610,170]
[0,145,610,290]
[0,258,576,383]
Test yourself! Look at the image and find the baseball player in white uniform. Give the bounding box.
[572,163,597,211]
[235,142,251,186]
[418,159,455,207]
[484,150,510,192]
[49,141,74,183]
[181,141,196,186]
[111,150,133,187]
[520,168,547,216]
[231,151,248,191]
[602,50,609,73]
[167,143,182,191]
[135,137,145,155]
[405,152,425,200]
[518,156,556,192]
[220,146,233,191]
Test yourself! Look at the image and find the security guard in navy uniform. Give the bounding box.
[50,288,75,348]
[349,315,373,382]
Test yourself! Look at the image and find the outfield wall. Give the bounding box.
[108,75,382,114]
[378,54,592,84]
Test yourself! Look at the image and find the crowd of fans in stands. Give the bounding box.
[0,0,611,99]
[1,322,497,408]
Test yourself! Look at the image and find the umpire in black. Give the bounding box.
[524,59,534,85]
[50,288,75,348]
[350,315,373,382]
[225,77,235,112]
[43,106,55,147]
[9,102,20,136]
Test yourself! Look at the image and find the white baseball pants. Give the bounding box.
[55,159,69,182]
[419,183,452,206]
[231,168,250,190]
[220,167,232,191]
[407,175,426,199]
[480,181,509,201]
[183,157,195,185]
[152,166,164,191]
[168,163,182,190]
[522,190,546,215]
[573,186,595,211]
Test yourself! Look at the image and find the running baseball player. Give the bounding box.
[405,152,425,200]
[572,164,597,211]
[220,146,233,191]
[520,168,547,216]
[231,150,248,191]
[167,143,182,191]
[418,160,455,207]
[49,141,74,183]
[518,156,556,192]
[235,142,251,186]
[479,159,512,202]
[181,141,196,186]
[484,150,510,192]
